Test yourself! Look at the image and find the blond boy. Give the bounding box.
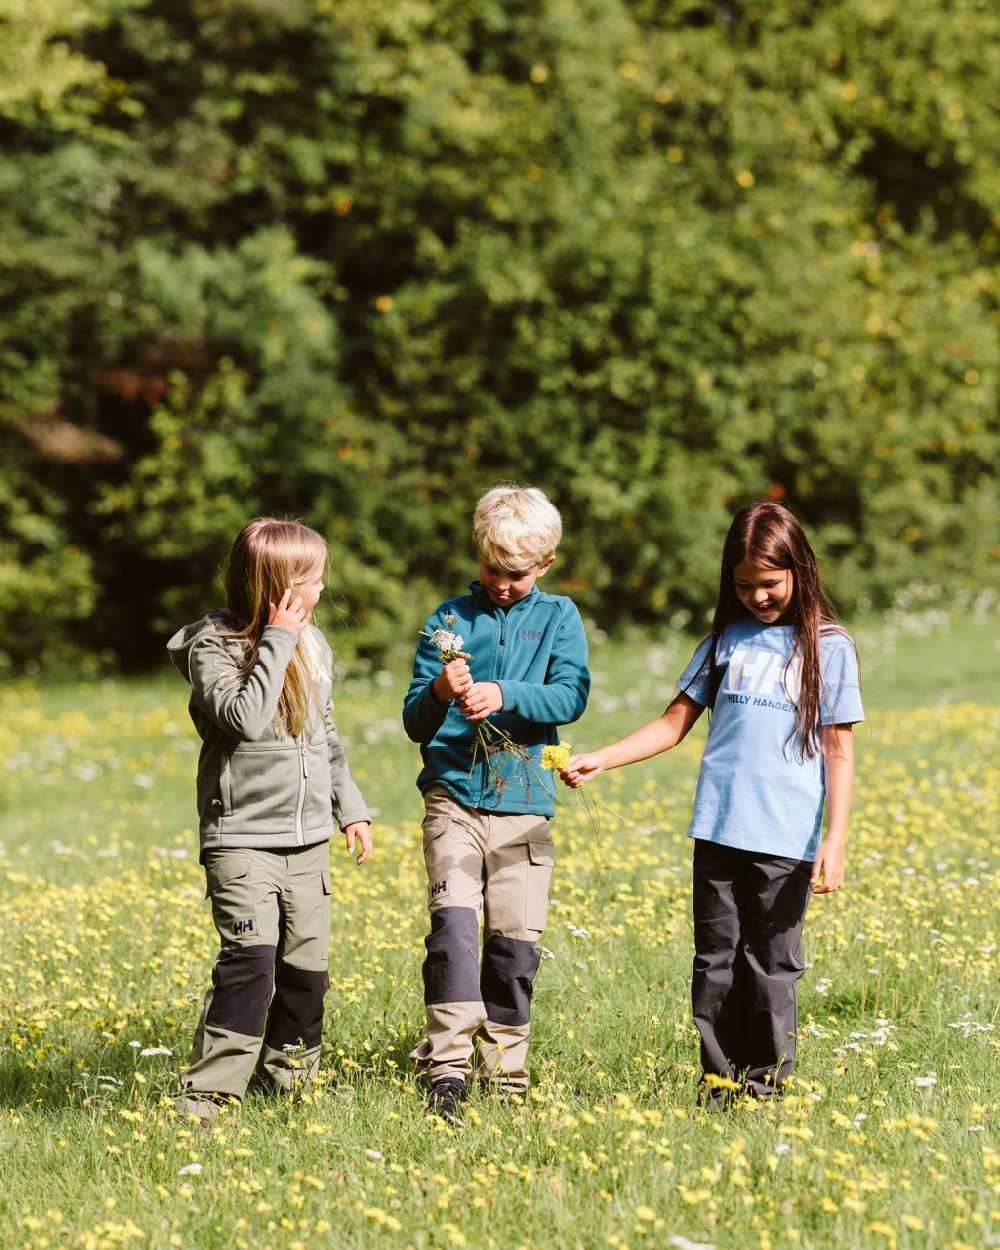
[402,486,590,1119]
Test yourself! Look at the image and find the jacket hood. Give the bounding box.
[166,612,231,684]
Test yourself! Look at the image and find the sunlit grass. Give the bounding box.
[0,606,997,1249]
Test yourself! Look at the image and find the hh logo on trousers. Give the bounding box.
[430,879,448,899]
[232,918,255,936]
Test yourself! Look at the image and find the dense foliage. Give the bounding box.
[1,0,997,669]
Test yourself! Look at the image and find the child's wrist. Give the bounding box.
[263,623,298,641]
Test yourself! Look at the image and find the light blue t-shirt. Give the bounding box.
[677,619,864,861]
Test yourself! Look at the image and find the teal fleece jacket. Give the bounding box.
[402,582,590,815]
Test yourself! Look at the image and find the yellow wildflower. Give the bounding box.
[541,742,572,770]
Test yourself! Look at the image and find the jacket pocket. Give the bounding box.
[224,744,299,830]
[525,838,555,932]
[303,738,333,832]
[218,753,233,816]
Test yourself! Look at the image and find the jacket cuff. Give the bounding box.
[261,624,299,647]
[337,801,371,830]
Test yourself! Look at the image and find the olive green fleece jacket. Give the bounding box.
[167,613,369,859]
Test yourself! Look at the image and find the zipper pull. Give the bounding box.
[299,738,308,778]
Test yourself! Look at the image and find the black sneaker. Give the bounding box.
[425,1078,467,1123]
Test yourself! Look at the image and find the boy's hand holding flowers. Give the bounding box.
[432,656,473,704]
[459,682,503,722]
[426,620,474,705]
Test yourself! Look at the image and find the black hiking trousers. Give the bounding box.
[691,838,813,1099]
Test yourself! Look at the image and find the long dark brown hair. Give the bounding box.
[696,501,850,760]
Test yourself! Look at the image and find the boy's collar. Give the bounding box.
[468,580,540,612]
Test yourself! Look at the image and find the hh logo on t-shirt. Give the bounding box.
[725,644,801,702]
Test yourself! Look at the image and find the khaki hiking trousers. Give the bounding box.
[410,785,555,1091]
[181,841,331,1101]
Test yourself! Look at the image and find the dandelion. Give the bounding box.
[541,742,572,771]
[701,1073,742,1092]
[177,1163,202,1176]
[915,1075,937,1088]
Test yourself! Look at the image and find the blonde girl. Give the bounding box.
[166,518,372,1119]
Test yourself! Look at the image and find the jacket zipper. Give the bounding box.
[295,735,308,845]
[479,603,514,806]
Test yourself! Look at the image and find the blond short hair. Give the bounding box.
[472,484,562,570]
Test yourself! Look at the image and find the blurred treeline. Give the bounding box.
[1,0,997,672]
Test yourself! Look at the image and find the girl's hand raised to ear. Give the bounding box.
[268,589,309,635]
[560,751,605,788]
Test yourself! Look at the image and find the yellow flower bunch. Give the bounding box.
[541,743,572,771]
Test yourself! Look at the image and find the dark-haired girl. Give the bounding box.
[561,502,862,1102]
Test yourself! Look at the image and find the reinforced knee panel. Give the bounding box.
[264,960,330,1051]
[481,934,540,1027]
[205,943,276,1036]
[423,907,481,1005]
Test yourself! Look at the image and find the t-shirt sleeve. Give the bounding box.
[820,635,864,725]
[676,635,713,707]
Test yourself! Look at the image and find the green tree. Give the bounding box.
[0,0,996,669]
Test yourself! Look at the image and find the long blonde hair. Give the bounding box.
[223,518,328,738]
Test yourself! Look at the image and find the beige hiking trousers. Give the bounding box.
[410,785,555,1091]
[180,841,331,1101]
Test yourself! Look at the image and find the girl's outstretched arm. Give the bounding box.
[812,722,855,894]
[560,693,704,787]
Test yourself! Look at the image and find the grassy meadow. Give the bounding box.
[0,598,997,1250]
